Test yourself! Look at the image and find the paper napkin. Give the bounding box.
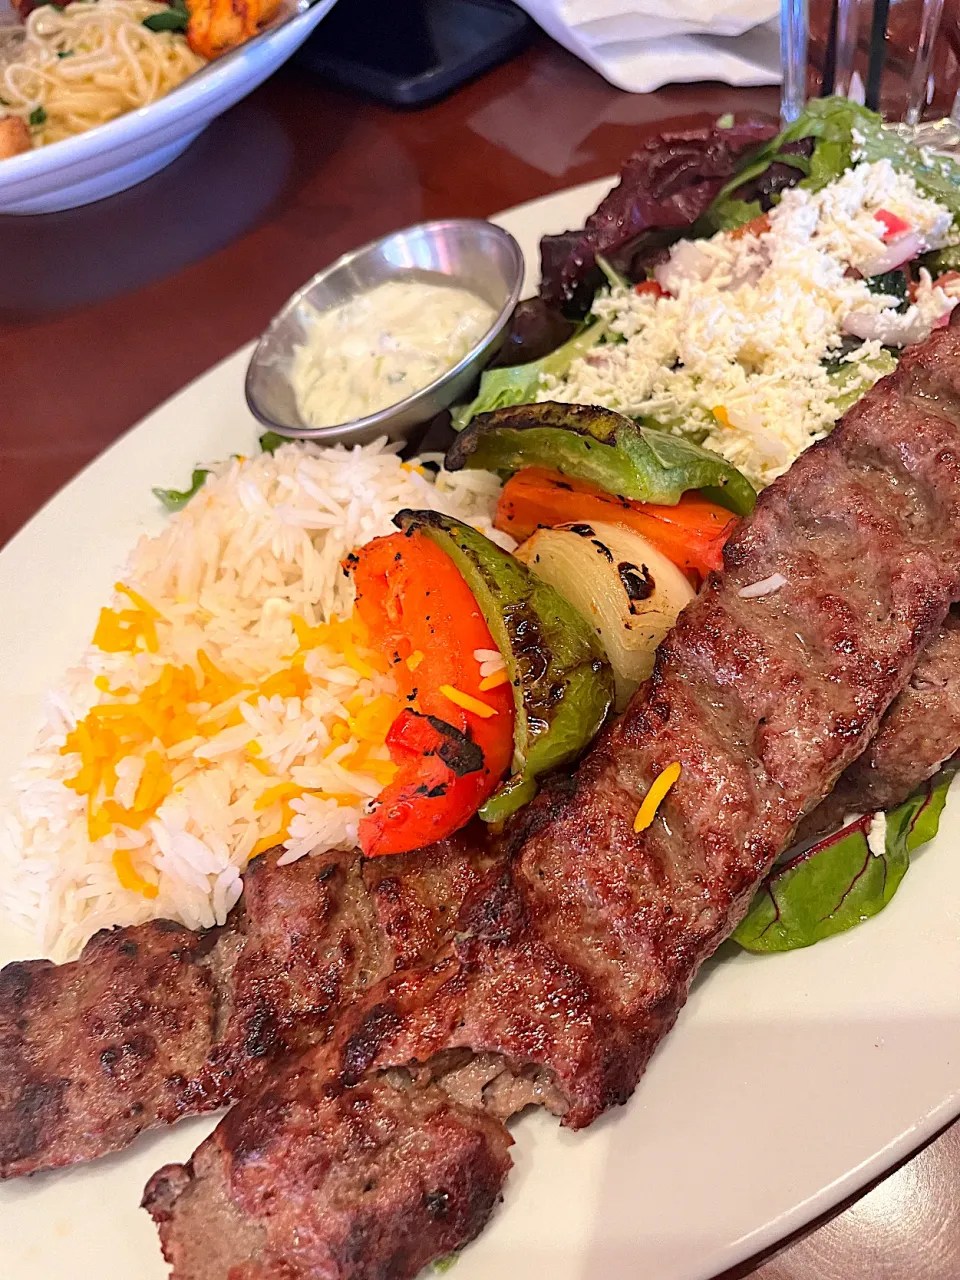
[514,0,782,93]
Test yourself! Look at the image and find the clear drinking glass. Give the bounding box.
[783,0,960,143]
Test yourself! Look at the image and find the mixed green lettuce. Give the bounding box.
[153,468,210,512]
[258,430,287,455]
[154,435,285,510]
[452,321,607,431]
[706,97,960,232]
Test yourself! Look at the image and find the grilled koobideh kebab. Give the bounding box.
[5,97,960,1278]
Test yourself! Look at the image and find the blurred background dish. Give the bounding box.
[0,0,336,213]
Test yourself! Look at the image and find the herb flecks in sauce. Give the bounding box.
[290,279,496,429]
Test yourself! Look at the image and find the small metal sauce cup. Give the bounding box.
[245,218,524,445]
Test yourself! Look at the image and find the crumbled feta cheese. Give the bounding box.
[542,160,958,488]
[801,158,955,271]
[867,811,887,857]
[844,267,957,346]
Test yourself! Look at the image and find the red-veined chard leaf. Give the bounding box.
[733,770,955,953]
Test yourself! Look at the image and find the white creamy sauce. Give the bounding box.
[290,279,496,428]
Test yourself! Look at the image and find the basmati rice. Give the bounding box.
[0,438,507,961]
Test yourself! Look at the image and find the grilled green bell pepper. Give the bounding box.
[445,402,756,516]
[393,509,614,822]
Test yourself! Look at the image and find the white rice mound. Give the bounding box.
[0,439,506,961]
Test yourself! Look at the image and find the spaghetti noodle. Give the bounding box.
[0,0,205,150]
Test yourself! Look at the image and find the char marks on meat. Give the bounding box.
[147,326,960,1279]
[0,829,499,1178]
[0,920,226,1178]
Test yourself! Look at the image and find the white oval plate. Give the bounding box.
[0,0,336,214]
[2,179,960,1280]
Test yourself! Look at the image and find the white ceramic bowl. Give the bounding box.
[0,0,337,215]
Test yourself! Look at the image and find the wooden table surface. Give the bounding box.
[1,28,958,1280]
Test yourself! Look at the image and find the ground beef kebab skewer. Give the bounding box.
[144,325,960,1279]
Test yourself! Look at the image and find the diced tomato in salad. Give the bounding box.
[874,208,912,242]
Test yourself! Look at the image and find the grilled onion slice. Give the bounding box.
[515,520,695,711]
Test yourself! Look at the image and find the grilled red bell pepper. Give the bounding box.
[351,529,514,857]
[494,466,737,581]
